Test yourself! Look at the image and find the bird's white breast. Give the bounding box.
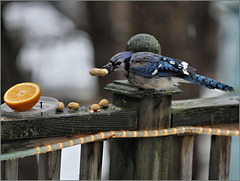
[128,73,190,90]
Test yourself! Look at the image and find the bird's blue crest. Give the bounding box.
[110,51,132,64]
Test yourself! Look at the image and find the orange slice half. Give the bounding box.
[3,82,41,111]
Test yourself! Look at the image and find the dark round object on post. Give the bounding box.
[125,33,161,55]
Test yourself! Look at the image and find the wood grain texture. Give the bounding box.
[1,105,137,141]
[1,159,18,180]
[209,136,232,180]
[2,95,237,141]
[105,80,182,98]
[1,133,89,154]
[168,135,194,180]
[180,135,194,180]
[38,150,61,180]
[168,136,181,179]
[172,96,239,127]
[80,142,103,180]
[108,81,177,180]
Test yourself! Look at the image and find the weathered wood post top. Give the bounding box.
[105,79,182,98]
[105,79,182,113]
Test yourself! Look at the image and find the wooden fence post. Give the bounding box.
[38,150,61,180]
[105,80,181,180]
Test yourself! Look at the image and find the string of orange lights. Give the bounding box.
[1,126,239,161]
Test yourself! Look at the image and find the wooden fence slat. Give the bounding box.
[168,135,194,180]
[80,142,103,180]
[38,150,61,180]
[168,136,181,179]
[180,135,194,180]
[209,135,232,180]
[172,96,239,127]
[2,106,137,141]
[1,159,19,180]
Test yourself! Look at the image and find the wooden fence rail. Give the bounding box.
[1,80,239,180]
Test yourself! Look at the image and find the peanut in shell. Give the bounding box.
[56,101,64,111]
[90,104,100,111]
[67,102,80,110]
[98,99,109,108]
[89,68,108,76]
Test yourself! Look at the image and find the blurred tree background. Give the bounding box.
[1,1,238,180]
[2,1,220,103]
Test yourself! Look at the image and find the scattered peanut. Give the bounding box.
[98,99,109,108]
[56,101,64,112]
[90,104,100,111]
[67,102,80,111]
[89,68,108,76]
[89,109,94,114]
[89,98,109,113]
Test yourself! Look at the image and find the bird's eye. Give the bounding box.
[116,62,121,66]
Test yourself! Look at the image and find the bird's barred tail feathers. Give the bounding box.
[183,72,234,91]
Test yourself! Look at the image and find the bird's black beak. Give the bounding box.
[102,62,114,73]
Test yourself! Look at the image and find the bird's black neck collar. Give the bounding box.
[124,57,131,78]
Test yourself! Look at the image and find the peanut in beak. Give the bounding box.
[89,68,108,76]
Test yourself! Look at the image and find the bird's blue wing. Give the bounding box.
[130,52,185,77]
[159,55,196,72]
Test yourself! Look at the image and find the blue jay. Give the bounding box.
[102,51,234,91]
